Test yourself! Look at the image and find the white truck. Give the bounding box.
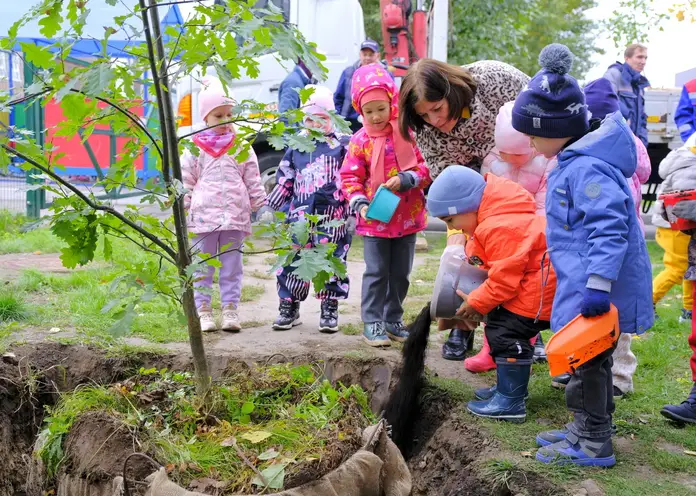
[174,0,450,194]
[174,0,367,193]
[642,87,684,211]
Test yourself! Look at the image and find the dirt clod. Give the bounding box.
[580,479,605,496]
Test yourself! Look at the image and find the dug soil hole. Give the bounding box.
[0,343,562,495]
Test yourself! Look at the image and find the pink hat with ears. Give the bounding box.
[302,85,335,116]
[495,101,534,155]
[198,77,235,121]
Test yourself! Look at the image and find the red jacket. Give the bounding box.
[466,174,556,320]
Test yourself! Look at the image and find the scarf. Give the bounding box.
[192,129,236,158]
[363,120,418,192]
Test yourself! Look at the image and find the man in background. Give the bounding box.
[603,43,650,147]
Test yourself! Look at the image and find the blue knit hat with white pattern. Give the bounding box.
[511,44,589,138]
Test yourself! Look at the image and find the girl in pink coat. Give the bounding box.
[340,63,431,347]
[182,79,266,333]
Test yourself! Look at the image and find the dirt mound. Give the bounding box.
[407,395,563,496]
[64,411,152,482]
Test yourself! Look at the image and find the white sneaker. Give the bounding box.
[221,303,241,332]
[198,304,217,332]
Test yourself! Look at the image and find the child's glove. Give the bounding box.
[580,288,611,318]
[673,200,696,222]
[257,206,274,224]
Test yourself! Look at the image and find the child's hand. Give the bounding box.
[360,205,369,220]
[384,176,401,191]
[455,289,484,321]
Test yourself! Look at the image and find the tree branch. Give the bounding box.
[198,246,278,265]
[69,89,164,160]
[176,116,281,141]
[103,225,177,266]
[1,143,177,261]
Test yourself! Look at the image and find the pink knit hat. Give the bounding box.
[302,85,335,116]
[198,77,235,121]
[495,101,533,155]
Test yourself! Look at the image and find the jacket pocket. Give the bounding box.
[547,186,571,230]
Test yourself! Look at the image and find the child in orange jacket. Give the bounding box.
[428,165,556,422]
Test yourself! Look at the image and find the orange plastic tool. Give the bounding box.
[546,304,620,377]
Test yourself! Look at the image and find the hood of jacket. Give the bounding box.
[478,173,536,224]
[558,111,637,179]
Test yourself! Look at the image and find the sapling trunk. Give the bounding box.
[140,0,211,396]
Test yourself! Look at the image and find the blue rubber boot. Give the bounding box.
[536,431,616,467]
[475,384,530,401]
[467,358,531,423]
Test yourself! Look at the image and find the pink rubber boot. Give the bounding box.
[464,335,539,374]
[464,334,496,373]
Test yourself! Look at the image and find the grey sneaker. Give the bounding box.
[385,321,409,342]
[363,322,391,347]
[536,431,615,467]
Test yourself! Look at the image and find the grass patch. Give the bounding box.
[340,323,361,336]
[241,284,265,303]
[240,320,269,328]
[38,363,375,491]
[0,210,64,254]
[14,267,188,343]
[249,269,274,280]
[0,291,27,322]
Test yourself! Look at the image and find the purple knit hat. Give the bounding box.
[512,44,589,138]
[583,78,620,120]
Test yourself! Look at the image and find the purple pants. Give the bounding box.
[193,230,245,308]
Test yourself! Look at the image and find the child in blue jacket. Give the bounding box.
[512,44,653,467]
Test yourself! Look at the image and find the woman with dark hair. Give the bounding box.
[399,58,530,365]
[399,59,529,178]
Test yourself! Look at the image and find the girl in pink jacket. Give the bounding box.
[340,63,431,347]
[182,79,266,333]
[481,102,556,215]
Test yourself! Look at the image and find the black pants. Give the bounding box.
[566,347,615,439]
[485,306,549,360]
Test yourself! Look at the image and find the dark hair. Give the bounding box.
[624,43,647,58]
[398,59,477,140]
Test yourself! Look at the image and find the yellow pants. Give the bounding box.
[653,227,693,310]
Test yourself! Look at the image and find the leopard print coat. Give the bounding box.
[414,60,530,179]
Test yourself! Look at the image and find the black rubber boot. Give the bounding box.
[441,328,474,361]
[661,383,696,424]
[533,333,547,363]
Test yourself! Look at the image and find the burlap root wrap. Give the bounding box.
[112,422,411,496]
